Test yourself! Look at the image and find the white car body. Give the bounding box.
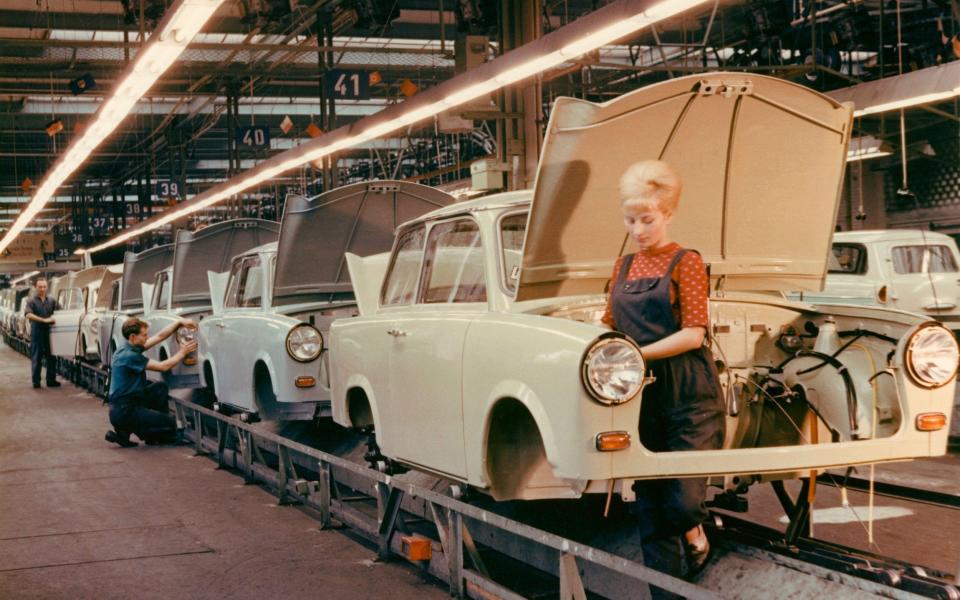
[798,230,960,333]
[330,73,958,502]
[97,244,175,367]
[50,266,107,357]
[198,182,453,420]
[80,265,122,362]
[144,219,279,389]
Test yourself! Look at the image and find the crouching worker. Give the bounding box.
[105,317,198,447]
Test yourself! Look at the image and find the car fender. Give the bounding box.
[477,380,560,487]
[338,373,382,431]
[252,349,281,397]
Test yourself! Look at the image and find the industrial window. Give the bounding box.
[828,243,867,274]
[420,218,486,304]
[892,245,959,274]
[499,212,527,293]
[381,225,425,306]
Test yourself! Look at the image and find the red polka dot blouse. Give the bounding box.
[601,242,710,331]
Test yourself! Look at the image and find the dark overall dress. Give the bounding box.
[610,249,726,582]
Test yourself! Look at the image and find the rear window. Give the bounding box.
[828,243,867,274]
[892,245,958,274]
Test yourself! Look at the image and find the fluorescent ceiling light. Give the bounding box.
[827,62,960,117]
[11,271,39,285]
[81,0,710,254]
[846,135,893,162]
[0,0,225,255]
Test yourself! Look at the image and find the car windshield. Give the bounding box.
[891,245,958,274]
[59,288,84,311]
[500,213,527,292]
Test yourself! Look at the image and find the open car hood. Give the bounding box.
[65,266,107,292]
[171,219,279,308]
[121,244,173,311]
[272,180,454,306]
[516,73,853,301]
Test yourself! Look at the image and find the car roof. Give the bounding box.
[833,229,956,244]
[397,190,532,229]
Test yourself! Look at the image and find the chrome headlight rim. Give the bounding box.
[285,323,323,363]
[580,333,646,406]
[176,325,197,347]
[905,322,959,389]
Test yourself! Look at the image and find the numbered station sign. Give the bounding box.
[324,69,370,100]
[236,126,270,149]
[155,180,182,200]
[55,247,72,259]
[36,259,47,268]
[43,252,56,263]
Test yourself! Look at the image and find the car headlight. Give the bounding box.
[176,326,197,346]
[286,323,323,363]
[905,324,959,389]
[581,335,646,405]
[91,317,101,336]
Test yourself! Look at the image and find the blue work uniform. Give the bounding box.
[609,249,725,590]
[108,342,175,442]
[24,294,59,386]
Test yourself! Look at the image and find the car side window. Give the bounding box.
[153,272,169,310]
[500,213,527,293]
[420,218,487,304]
[237,256,264,308]
[223,257,244,308]
[110,281,120,310]
[828,243,866,274]
[381,226,426,306]
[892,245,959,274]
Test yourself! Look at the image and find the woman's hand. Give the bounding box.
[639,326,706,361]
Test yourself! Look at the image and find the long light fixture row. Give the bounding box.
[0,0,226,255]
[80,0,710,254]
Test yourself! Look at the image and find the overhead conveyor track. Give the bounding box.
[5,329,958,600]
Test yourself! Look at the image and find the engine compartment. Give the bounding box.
[541,296,909,450]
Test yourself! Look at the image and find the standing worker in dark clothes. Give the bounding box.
[105,316,197,447]
[24,277,61,389]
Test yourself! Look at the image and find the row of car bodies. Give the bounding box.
[2,72,958,506]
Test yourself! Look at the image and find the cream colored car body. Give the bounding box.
[80,265,122,362]
[330,73,958,501]
[800,230,960,332]
[50,267,106,357]
[197,182,454,420]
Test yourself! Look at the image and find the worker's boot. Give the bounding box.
[105,430,138,448]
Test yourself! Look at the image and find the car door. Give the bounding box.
[50,289,82,356]
[385,217,487,478]
[218,255,264,410]
[889,242,960,314]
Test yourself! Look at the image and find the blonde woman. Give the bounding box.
[602,160,725,581]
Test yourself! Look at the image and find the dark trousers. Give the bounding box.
[635,349,726,594]
[30,335,57,386]
[109,382,176,443]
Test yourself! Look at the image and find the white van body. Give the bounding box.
[804,230,960,332]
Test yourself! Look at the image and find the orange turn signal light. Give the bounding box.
[183,356,197,366]
[400,535,432,561]
[916,412,947,432]
[595,431,631,452]
[295,376,316,388]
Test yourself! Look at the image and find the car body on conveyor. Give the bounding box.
[797,230,960,334]
[80,264,123,362]
[49,266,107,358]
[97,244,174,368]
[197,181,454,421]
[329,72,959,502]
[143,218,279,389]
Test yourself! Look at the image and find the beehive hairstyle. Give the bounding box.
[618,160,682,215]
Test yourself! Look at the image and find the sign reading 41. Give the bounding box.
[324,69,370,100]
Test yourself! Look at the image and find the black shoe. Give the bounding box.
[33,383,40,389]
[105,430,138,448]
[47,381,61,388]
